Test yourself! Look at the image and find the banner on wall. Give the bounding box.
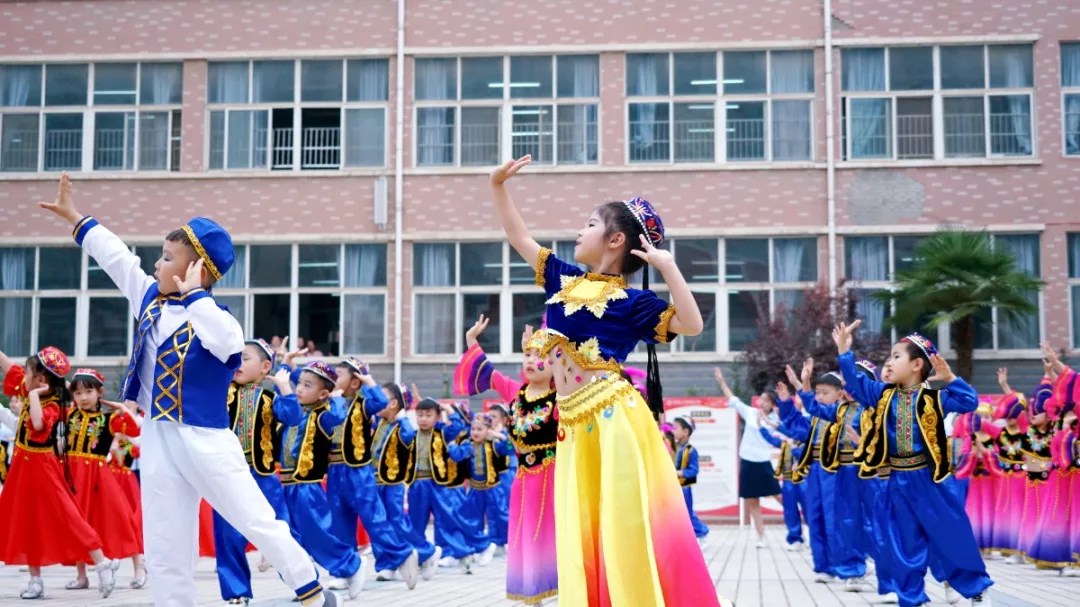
[663,397,740,518]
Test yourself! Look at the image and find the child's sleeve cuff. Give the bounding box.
[72,216,98,246]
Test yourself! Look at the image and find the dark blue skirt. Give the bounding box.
[739,458,781,498]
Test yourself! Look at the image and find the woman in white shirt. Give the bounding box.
[715,368,782,547]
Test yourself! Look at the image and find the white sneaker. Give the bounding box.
[95,561,117,599]
[477,543,496,566]
[397,550,419,590]
[1063,568,1080,577]
[360,545,373,557]
[494,544,507,557]
[459,555,474,575]
[785,541,803,552]
[813,572,834,583]
[865,559,876,576]
[844,577,872,592]
[944,582,961,604]
[755,539,767,549]
[374,570,396,582]
[20,577,44,600]
[421,546,442,581]
[879,592,899,604]
[437,556,458,568]
[346,561,366,599]
[325,578,348,590]
[1006,553,1026,565]
[970,593,991,606]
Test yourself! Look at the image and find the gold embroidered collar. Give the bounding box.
[547,273,628,318]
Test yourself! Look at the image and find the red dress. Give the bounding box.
[0,397,104,566]
[108,434,143,552]
[66,407,143,560]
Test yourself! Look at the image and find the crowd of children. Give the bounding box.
[7,160,1076,607]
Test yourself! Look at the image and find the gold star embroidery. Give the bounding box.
[547,274,628,318]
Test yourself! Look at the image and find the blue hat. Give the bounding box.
[902,333,938,358]
[180,217,234,282]
[856,359,880,381]
[303,361,338,385]
[622,196,665,248]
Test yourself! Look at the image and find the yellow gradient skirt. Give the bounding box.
[554,374,721,607]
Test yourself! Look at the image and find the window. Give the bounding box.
[208,59,389,170]
[627,49,814,163]
[842,44,1034,161]
[0,62,182,172]
[414,55,599,167]
[1070,234,1080,347]
[1063,43,1080,155]
[844,233,1041,349]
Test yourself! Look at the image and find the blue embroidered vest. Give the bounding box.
[121,285,240,429]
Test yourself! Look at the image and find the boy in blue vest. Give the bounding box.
[42,174,334,607]
[673,416,710,538]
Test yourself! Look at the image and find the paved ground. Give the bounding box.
[1,524,1076,606]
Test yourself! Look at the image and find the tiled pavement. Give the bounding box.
[0,524,1075,606]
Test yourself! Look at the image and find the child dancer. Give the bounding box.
[42,174,334,607]
[757,403,808,551]
[454,319,561,603]
[491,155,722,606]
[834,321,992,607]
[327,357,421,588]
[1045,342,1080,571]
[108,399,147,588]
[448,413,512,565]
[404,397,478,575]
[372,384,441,576]
[213,338,293,604]
[952,403,1002,555]
[1021,382,1068,569]
[988,371,1028,564]
[488,402,516,553]
[270,361,366,599]
[64,368,142,591]
[672,416,709,539]
[0,347,117,599]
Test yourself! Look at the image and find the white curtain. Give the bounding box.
[415,243,452,287]
[209,62,248,104]
[847,237,888,281]
[771,50,813,94]
[1066,95,1080,155]
[138,112,168,170]
[843,48,885,91]
[1,65,38,106]
[349,60,388,101]
[216,247,245,289]
[414,294,455,354]
[999,48,1033,154]
[997,235,1039,348]
[560,56,598,164]
[773,239,808,313]
[629,55,661,152]
[416,59,454,165]
[0,248,31,353]
[143,63,181,105]
[854,289,888,338]
[772,100,811,160]
[345,244,380,287]
[345,108,385,167]
[850,98,890,158]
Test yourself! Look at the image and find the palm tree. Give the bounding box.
[871,230,1044,381]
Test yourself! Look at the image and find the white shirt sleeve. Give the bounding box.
[80,222,154,316]
[186,296,245,363]
[0,407,18,432]
[728,394,754,422]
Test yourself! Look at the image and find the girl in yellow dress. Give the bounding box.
[489,155,724,606]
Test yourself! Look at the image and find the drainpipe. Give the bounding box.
[824,0,838,295]
[393,0,405,383]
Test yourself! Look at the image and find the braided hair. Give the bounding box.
[596,201,664,420]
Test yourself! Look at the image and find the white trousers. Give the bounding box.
[141,417,319,607]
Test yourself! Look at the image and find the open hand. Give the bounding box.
[466,314,490,349]
[520,324,534,351]
[996,367,1010,392]
[629,234,673,269]
[37,172,82,224]
[172,258,205,293]
[784,365,801,392]
[713,367,727,387]
[800,358,814,387]
[832,320,861,355]
[490,155,531,186]
[776,381,792,402]
[927,354,956,384]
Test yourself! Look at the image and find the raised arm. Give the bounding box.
[490,156,541,271]
[41,175,153,312]
[173,261,243,364]
[635,236,703,336]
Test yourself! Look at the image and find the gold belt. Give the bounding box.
[555,373,636,426]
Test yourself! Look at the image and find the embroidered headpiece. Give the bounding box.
[473,412,494,428]
[997,393,1027,420]
[37,346,71,378]
[902,332,938,358]
[524,329,555,354]
[1029,384,1055,417]
[340,356,369,377]
[975,401,994,418]
[303,361,338,385]
[813,372,844,388]
[674,415,696,433]
[488,403,510,418]
[245,338,276,366]
[622,196,665,248]
[180,217,235,282]
[856,359,879,381]
[451,400,472,422]
[399,384,415,409]
[72,368,105,385]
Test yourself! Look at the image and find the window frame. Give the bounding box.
[205,59,391,171]
[412,55,602,169]
[624,49,816,165]
[1062,42,1080,158]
